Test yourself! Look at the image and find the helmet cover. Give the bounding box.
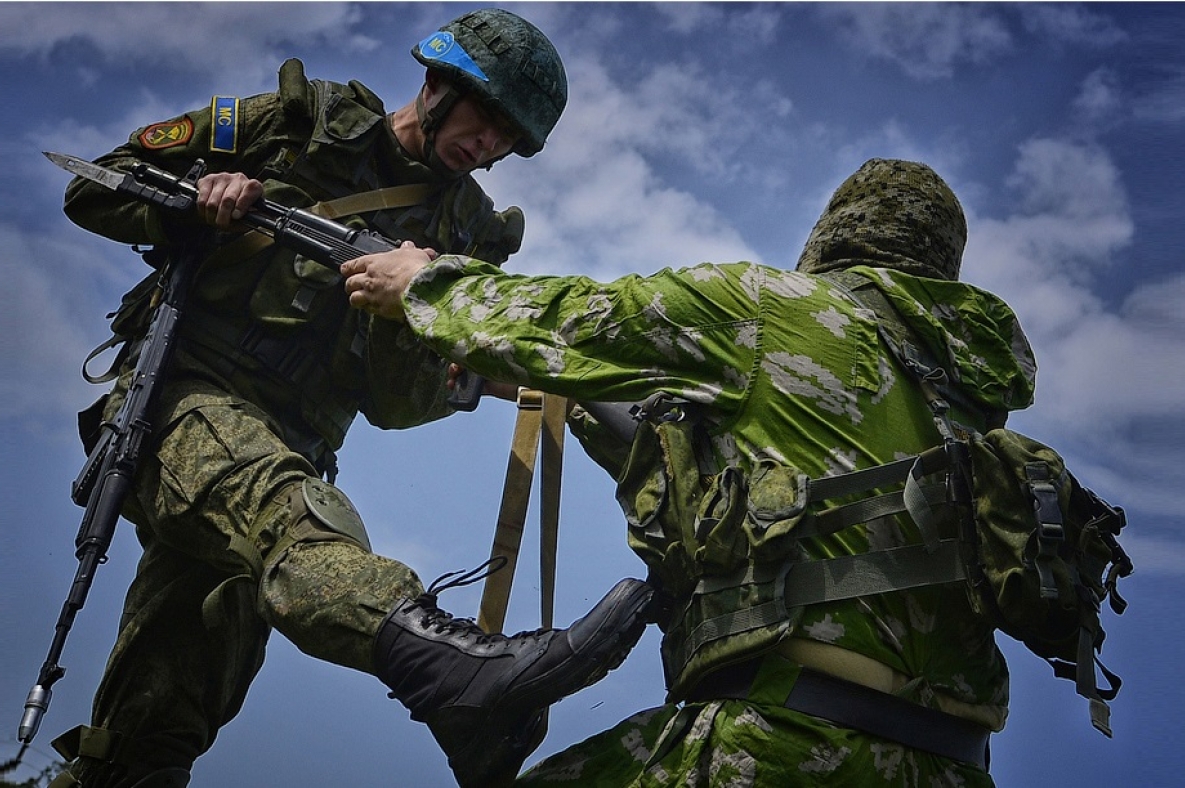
[413,8,567,157]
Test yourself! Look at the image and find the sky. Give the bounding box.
[0,2,1181,785]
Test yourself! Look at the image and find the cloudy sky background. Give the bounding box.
[1,2,1180,785]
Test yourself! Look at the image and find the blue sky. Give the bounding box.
[1,2,1180,785]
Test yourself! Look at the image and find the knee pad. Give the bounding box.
[293,477,372,552]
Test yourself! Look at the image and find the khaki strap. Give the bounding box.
[477,391,569,633]
[310,184,433,219]
[778,638,906,695]
[200,184,433,267]
[777,639,1006,730]
[539,392,569,628]
[50,724,123,763]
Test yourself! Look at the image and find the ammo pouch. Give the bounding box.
[618,408,958,702]
[617,412,810,701]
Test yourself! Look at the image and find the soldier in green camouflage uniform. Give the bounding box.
[50,10,656,788]
[343,159,1037,786]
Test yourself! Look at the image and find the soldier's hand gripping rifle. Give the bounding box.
[42,153,483,404]
[11,154,483,763]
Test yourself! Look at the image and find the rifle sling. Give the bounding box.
[199,184,432,268]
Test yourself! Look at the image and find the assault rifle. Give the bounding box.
[11,154,481,764]
[43,152,483,408]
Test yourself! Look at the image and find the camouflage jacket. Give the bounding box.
[403,256,1036,730]
[65,59,524,457]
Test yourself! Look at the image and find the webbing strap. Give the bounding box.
[682,660,990,768]
[539,392,568,628]
[50,724,123,763]
[670,448,956,674]
[311,184,434,219]
[1024,462,1065,600]
[477,390,568,633]
[783,539,966,607]
[679,598,788,665]
[784,668,990,768]
[796,482,945,543]
[477,390,543,633]
[197,184,432,268]
[806,455,917,501]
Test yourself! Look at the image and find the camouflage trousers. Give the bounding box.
[55,376,423,786]
[518,659,995,787]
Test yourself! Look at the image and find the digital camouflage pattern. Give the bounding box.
[63,378,424,780]
[797,158,967,282]
[52,58,519,783]
[401,160,1036,784]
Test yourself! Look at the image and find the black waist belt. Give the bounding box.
[685,661,990,769]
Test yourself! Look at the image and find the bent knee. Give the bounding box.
[256,479,383,630]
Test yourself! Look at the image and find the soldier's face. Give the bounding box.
[433,94,520,173]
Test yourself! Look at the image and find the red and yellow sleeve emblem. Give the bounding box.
[138,116,195,150]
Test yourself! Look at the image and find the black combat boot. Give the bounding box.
[374,564,655,787]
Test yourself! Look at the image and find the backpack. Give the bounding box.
[960,427,1131,733]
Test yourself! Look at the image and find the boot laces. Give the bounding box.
[410,557,556,645]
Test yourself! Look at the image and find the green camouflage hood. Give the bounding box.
[797,158,966,281]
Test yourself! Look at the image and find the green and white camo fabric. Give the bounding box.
[402,160,1036,785]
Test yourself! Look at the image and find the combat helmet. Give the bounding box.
[413,8,567,159]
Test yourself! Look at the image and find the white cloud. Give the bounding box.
[818,4,1124,82]
[818,4,1013,80]
[1132,67,1185,124]
[480,52,766,279]
[1119,532,1185,578]
[1073,68,1124,125]
[1018,4,1128,48]
[0,224,131,436]
[653,2,784,44]
[0,3,379,88]
[964,139,1184,525]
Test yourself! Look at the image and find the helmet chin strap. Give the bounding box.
[415,84,464,176]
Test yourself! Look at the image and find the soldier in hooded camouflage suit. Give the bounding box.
[342,159,1038,786]
[49,10,656,788]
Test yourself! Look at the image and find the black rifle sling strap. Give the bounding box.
[477,389,569,633]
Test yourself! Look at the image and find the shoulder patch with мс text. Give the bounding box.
[210,96,240,153]
[138,116,194,150]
